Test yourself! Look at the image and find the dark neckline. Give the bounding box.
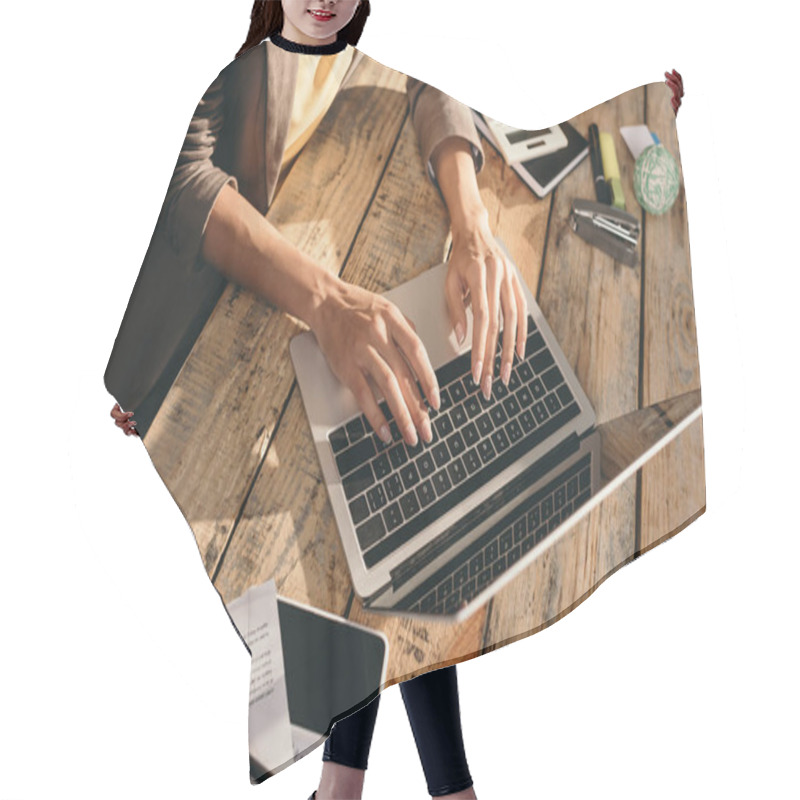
[270,32,348,55]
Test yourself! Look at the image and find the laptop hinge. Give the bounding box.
[388,432,582,591]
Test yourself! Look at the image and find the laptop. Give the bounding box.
[290,238,598,621]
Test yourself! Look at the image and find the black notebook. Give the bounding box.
[472,111,589,198]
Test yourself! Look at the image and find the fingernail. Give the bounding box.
[482,373,492,401]
[421,418,433,444]
[379,424,391,444]
[404,424,418,446]
[472,361,483,386]
[432,387,441,410]
[501,363,511,386]
[455,323,465,345]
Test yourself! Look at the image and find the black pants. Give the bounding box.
[323,665,473,797]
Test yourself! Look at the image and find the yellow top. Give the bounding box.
[280,46,357,172]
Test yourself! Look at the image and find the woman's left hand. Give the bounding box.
[665,69,684,115]
[111,402,139,436]
[445,209,528,400]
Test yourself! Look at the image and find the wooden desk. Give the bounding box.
[142,58,705,686]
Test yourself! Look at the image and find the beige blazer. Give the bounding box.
[104,40,485,428]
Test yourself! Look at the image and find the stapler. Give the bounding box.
[569,198,640,267]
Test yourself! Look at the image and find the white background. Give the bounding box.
[1,1,797,798]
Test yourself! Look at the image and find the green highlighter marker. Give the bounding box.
[599,131,626,210]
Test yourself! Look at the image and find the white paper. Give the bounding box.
[620,124,656,160]
[227,580,294,773]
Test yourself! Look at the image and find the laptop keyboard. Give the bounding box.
[401,452,592,614]
[328,316,581,568]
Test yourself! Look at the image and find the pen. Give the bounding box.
[588,124,613,204]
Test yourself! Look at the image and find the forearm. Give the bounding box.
[431,136,527,387]
[430,137,487,234]
[200,183,337,327]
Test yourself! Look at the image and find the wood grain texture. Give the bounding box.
[212,385,353,612]
[638,415,706,554]
[641,82,700,404]
[483,87,645,650]
[638,82,705,552]
[143,59,408,577]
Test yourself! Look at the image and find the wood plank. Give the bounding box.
[639,82,705,552]
[641,82,700,403]
[211,386,353,612]
[141,59,409,577]
[638,416,706,555]
[484,87,645,649]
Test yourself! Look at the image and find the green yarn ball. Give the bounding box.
[634,144,680,214]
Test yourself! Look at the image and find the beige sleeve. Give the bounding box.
[161,65,239,272]
[406,74,485,187]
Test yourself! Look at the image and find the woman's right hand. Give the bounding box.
[309,278,440,447]
[203,187,439,445]
[111,402,139,436]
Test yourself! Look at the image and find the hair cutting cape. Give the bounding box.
[105,36,705,783]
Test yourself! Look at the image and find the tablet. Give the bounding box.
[250,596,388,782]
